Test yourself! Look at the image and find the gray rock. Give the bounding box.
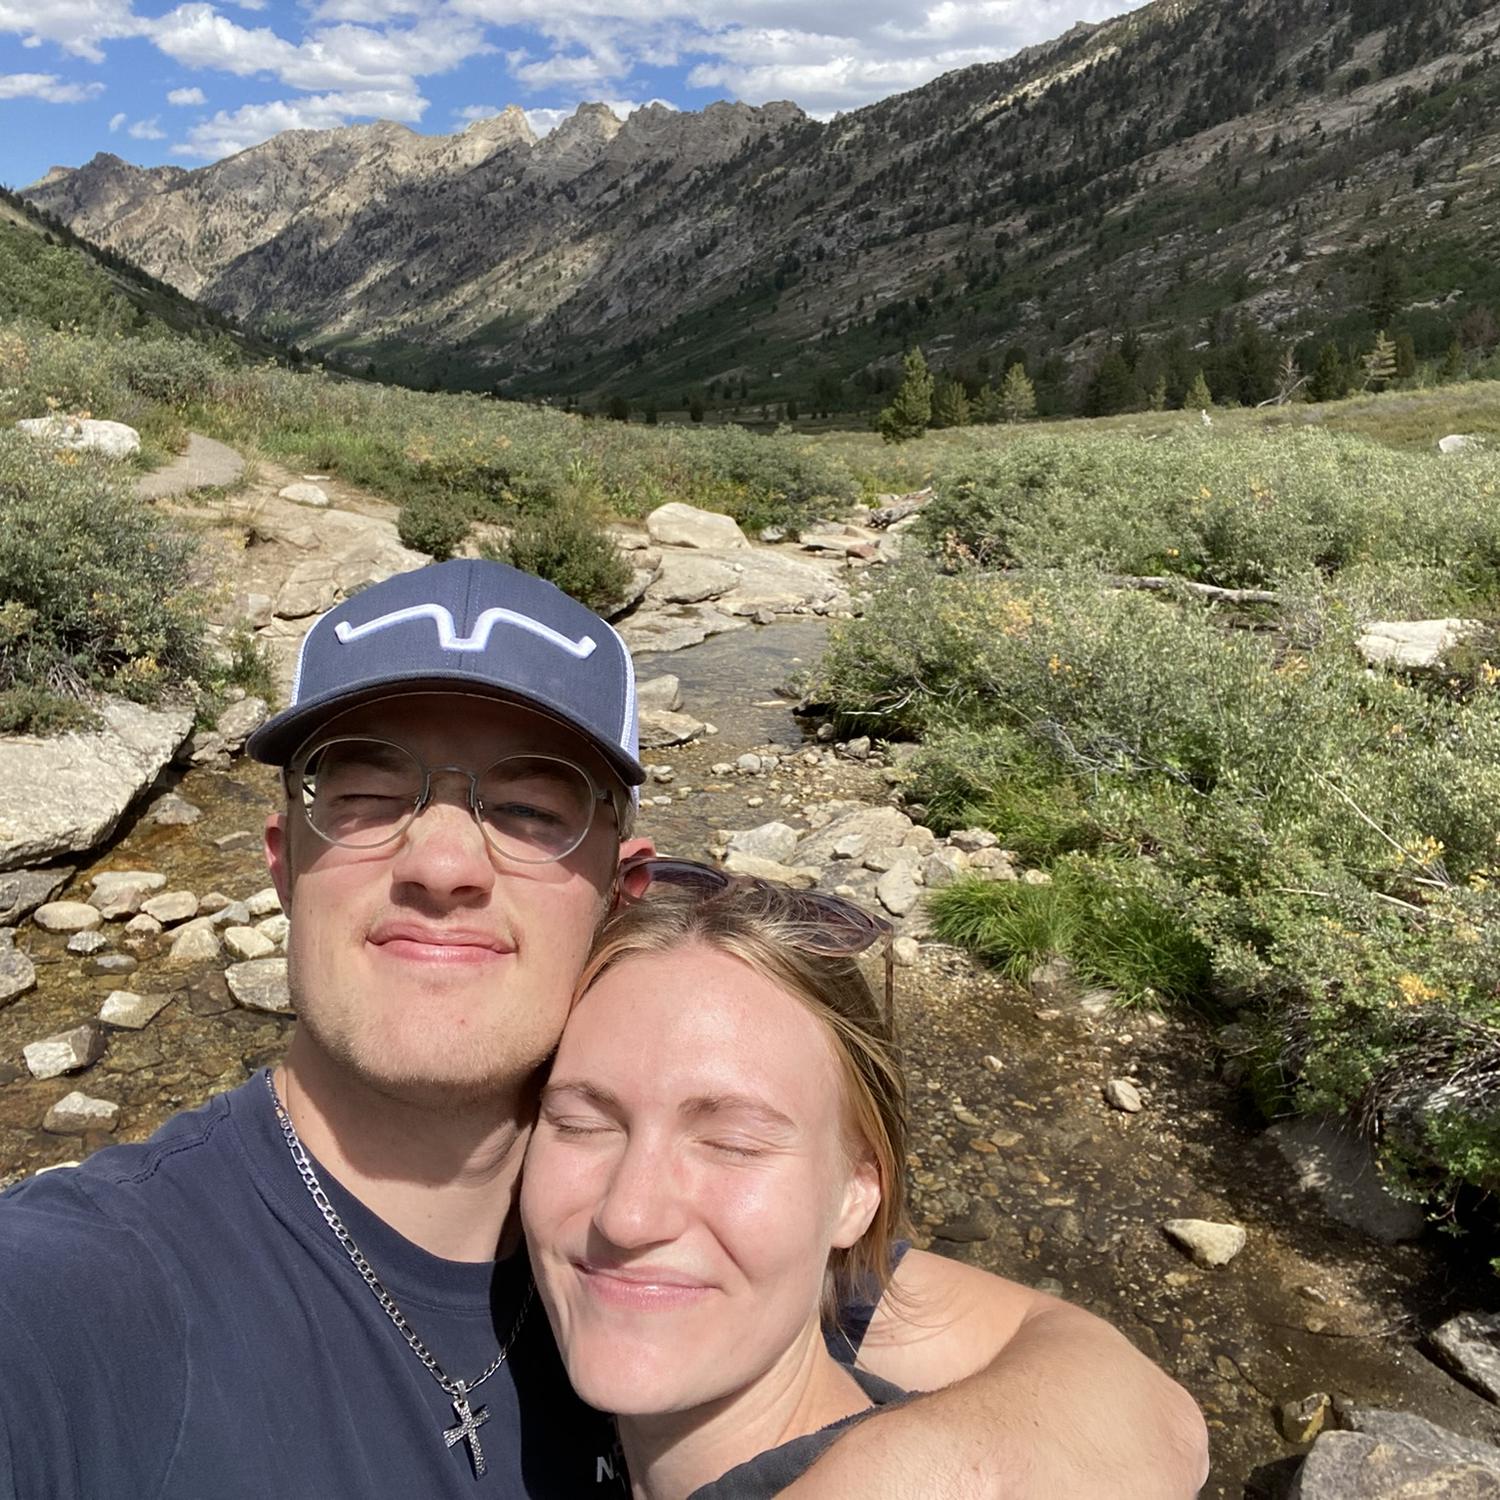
[0,929,37,1006]
[226,958,293,1014]
[721,851,820,889]
[244,594,274,630]
[638,709,705,749]
[892,935,921,967]
[23,1023,106,1079]
[636,675,683,713]
[0,866,72,925]
[186,696,269,764]
[843,736,871,760]
[224,926,277,962]
[647,554,738,604]
[1430,1313,1500,1404]
[210,901,252,928]
[645,502,750,551]
[66,930,109,955]
[1336,1405,1500,1471]
[616,604,747,653]
[168,918,222,963]
[1357,619,1480,671]
[949,828,999,852]
[1104,1078,1144,1113]
[145,792,201,826]
[141,891,199,926]
[99,990,171,1030]
[922,848,970,888]
[33,901,103,933]
[759,525,787,543]
[1290,1430,1500,1497]
[123,913,163,937]
[717,549,840,615]
[16,415,140,458]
[85,953,138,977]
[1162,1218,1246,1267]
[1437,434,1483,454]
[246,887,283,918]
[43,1091,120,1134]
[256,913,290,947]
[278,482,329,507]
[89,869,167,919]
[968,847,1018,880]
[1266,1117,1426,1243]
[0,698,194,870]
[726,822,801,866]
[795,806,915,866]
[275,561,339,619]
[1029,955,1075,1002]
[876,863,922,917]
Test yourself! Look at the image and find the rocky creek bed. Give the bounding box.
[2,437,1499,1497]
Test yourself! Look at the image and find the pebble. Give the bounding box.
[33,901,103,934]
[89,870,167,919]
[982,1055,1004,1074]
[209,901,252,929]
[224,926,277,962]
[23,1023,107,1080]
[953,1104,986,1128]
[257,914,291,946]
[226,958,293,1014]
[1163,1218,1247,1268]
[142,891,200,925]
[876,863,921,917]
[892,935,920,967]
[169,920,223,962]
[99,990,172,1030]
[85,953,138,977]
[1277,1392,1331,1444]
[244,887,282,918]
[745,796,764,808]
[198,892,232,914]
[736,754,764,774]
[43,1091,120,1135]
[1104,1078,1145,1113]
[66,930,110,956]
[124,913,163,937]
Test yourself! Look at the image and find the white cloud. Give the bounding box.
[128,115,166,137]
[108,109,127,129]
[172,85,428,158]
[0,0,142,63]
[167,85,206,105]
[454,101,499,121]
[0,70,105,101]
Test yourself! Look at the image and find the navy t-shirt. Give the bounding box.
[0,1073,897,1500]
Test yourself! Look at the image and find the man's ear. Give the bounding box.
[265,812,294,910]
[612,836,656,908]
[831,1156,882,1251]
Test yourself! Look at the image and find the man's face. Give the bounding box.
[265,693,645,1109]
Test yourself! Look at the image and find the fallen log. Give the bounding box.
[1103,574,1280,606]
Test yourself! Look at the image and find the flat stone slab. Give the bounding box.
[278,482,329,507]
[1430,1313,1500,1404]
[226,957,293,1014]
[134,432,245,500]
[618,604,747,654]
[1356,619,1479,670]
[646,553,738,604]
[98,990,172,1030]
[1267,1117,1426,1243]
[725,822,801,865]
[1290,1429,1500,1497]
[638,709,705,749]
[0,698,194,871]
[0,867,73,926]
[0,929,37,1006]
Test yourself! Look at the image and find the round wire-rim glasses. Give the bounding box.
[287,734,624,865]
[616,853,896,1032]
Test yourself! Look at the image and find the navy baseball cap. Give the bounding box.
[245,558,644,787]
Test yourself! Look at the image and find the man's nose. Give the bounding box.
[386,770,496,898]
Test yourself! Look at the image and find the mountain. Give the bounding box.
[22,0,1500,414]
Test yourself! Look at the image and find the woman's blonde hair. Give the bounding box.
[575,881,907,1313]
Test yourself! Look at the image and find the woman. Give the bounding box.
[521,858,909,1499]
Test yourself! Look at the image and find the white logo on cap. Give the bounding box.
[334,604,598,659]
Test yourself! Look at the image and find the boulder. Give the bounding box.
[1437,434,1483,454]
[275,561,339,620]
[720,851,820,888]
[726,822,801,866]
[0,699,194,871]
[23,1023,107,1080]
[1290,1430,1500,1497]
[98,990,171,1030]
[1356,619,1480,671]
[876,863,922,917]
[616,604,747,654]
[226,957,293,1014]
[33,901,102,933]
[278,482,329,507]
[1334,1405,1500,1472]
[1430,1313,1500,1404]
[89,870,167,920]
[645,502,750,551]
[637,709,705,749]
[43,1091,120,1134]
[0,866,73,926]
[922,848,970,888]
[1162,1218,1246,1267]
[646,554,738,604]
[795,806,915,866]
[0,929,37,1006]
[16,415,140,459]
[1266,1117,1425,1244]
[717,550,841,615]
[636,674,683,713]
[185,696,268,765]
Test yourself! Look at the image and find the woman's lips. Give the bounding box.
[574,1262,715,1311]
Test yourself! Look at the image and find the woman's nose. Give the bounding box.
[591,1138,686,1250]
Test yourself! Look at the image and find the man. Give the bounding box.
[0,559,1207,1498]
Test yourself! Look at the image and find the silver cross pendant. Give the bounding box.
[443,1381,491,1479]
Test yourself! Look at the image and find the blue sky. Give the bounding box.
[2,0,1144,188]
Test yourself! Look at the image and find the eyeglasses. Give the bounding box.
[288,735,623,864]
[616,854,896,1031]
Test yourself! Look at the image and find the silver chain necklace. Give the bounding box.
[265,1068,533,1480]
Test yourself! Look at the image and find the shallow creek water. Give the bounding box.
[2,618,1498,1497]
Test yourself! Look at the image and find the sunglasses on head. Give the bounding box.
[615,853,896,1032]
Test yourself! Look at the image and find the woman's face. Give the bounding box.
[521,943,879,1417]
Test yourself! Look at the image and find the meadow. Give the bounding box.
[5,308,1500,1228]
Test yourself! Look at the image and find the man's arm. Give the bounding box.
[790,1248,1209,1500]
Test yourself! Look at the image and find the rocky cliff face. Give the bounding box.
[24,0,1500,398]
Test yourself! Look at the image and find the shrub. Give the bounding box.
[397,493,470,559]
[0,429,206,728]
[482,500,632,615]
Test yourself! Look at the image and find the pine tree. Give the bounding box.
[877,348,934,444]
[1183,370,1213,411]
[1393,331,1417,380]
[1306,343,1347,403]
[930,376,971,429]
[1441,339,1466,382]
[974,383,1004,424]
[1085,351,1139,417]
[1363,329,1398,389]
[1000,362,1036,422]
[1148,374,1168,411]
